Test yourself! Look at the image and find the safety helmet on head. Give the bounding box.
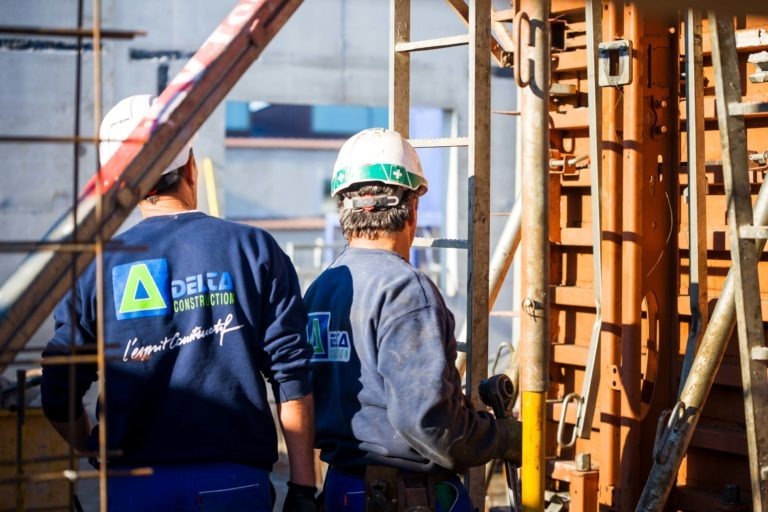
[99,94,192,175]
[330,128,428,198]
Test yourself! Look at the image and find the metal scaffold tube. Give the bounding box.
[635,178,768,511]
[517,0,550,510]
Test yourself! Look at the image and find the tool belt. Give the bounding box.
[365,464,447,512]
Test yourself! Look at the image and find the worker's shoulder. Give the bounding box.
[362,254,442,301]
[190,215,280,244]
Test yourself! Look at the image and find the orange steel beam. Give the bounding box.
[0,0,304,370]
[599,1,623,509]
[620,3,644,510]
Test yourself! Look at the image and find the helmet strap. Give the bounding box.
[342,192,402,212]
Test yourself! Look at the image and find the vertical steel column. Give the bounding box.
[466,0,491,505]
[620,3,643,510]
[518,0,550,510]
[599,1,623,509]
[635,179,768,511]
[389,0,409,137]
[91,0,109,507]
[575,0,604,442]
[678,10,708,396]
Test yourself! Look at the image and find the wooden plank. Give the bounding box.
[553,285,595,308]
[0,410,76,510]
[680,95,768,121]
[702,26,768,55]
[559,226,593,246]
[553,49,586,72]
[551,107,589,130]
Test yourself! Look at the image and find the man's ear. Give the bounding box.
[406,197,418,225]
[183,150,197,186]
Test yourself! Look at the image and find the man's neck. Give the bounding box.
[138,196,195,218]
[348,233,411,261]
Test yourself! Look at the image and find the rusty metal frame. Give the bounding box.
[0,0,305,370]
[709,12,768,510]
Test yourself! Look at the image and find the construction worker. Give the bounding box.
[40,95,318,511]
[304,128,522,511]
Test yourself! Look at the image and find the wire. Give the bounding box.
[646,190,674,278]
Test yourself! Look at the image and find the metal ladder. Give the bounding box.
[710,12,768,511]
[388,0,491,506]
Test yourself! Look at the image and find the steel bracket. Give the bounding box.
[598,39,632,87]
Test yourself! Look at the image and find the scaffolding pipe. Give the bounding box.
[517,0,550,510]
[635,178,768,511]
[455,198,521,376]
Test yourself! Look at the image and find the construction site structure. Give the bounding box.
[2,0,768,511]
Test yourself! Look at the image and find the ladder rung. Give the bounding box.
[752,346,768,362]
[489,310,519,318]
[409,137,469,148]
[492,8,516,23]
[492,110,521,116]
[412,237,468,249]
[739,225,768,239]
[395,34,469,53]
[729,100,768,117]
[551,83,579,97]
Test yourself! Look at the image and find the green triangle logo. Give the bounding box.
[119,263,167,314]
[309,317,325,355]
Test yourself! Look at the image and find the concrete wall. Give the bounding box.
[0,0,519,361]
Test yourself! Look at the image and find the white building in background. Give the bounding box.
[0,0,519,357]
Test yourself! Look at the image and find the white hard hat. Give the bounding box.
[330,128,428,198]
[99,94,192,175]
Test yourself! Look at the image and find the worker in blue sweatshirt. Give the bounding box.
[304,128,522,511]
[40,95,317,512]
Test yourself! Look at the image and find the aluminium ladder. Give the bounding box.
[710,12,768,511]
[389,0,491,506]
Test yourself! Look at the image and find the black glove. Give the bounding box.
[498,417,523,465]
[283,481,318,512]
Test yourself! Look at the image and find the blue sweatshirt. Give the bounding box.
[304,247,509,474]
[41,211,312,469]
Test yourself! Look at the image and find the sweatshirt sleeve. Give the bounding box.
[376,304,507,471]
[260,246,313,403]
[40,286,98,423]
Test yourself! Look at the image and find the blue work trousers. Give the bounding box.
[107,462,273,511]
[322,466,473,512]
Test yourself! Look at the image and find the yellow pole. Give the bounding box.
[522,391,546,511]
[201,157,220,218]
[518,0,550,508]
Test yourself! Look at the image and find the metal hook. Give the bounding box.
[513,10,531,89]
[557,392,583,448]
[653,401,686,464]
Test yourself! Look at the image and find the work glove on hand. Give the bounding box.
[282,481,318,512]
[498,417,523,465]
